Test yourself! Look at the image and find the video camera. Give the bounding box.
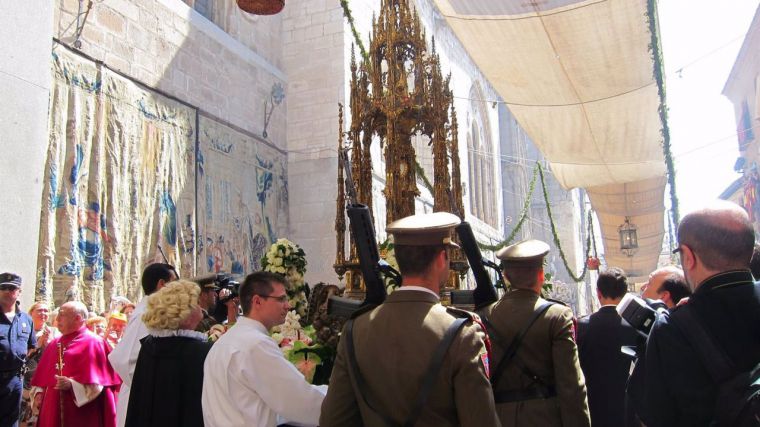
[617,293,668,338]
[191,273,240,303]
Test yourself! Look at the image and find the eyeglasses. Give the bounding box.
[256,294,289,303]
[671,246,682,255]
[0,284,20,291]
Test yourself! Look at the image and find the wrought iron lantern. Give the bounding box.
[618,217,638,257]
[237,0,284,15]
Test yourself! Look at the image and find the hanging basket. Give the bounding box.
[586,256,600,271]
[237,0,284,15]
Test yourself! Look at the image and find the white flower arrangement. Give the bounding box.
[261,238,309,317]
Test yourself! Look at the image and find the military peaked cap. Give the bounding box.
[496,239,550,268]
[387,212,461,248]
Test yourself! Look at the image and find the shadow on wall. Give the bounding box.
[37,0,288,310]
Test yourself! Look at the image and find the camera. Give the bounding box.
[617,293,667,338]
[214,274,240,303]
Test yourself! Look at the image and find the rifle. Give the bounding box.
[328,148,399,317]
[447,190,499,310]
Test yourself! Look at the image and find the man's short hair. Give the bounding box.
[677,205,755,271]
[240,271,288,316]
[596,267,628,299]
[503,266,543,289]
[394,244,446,276]
[750,245,760,280]
[659,274,691,304]
[141,263,177,295]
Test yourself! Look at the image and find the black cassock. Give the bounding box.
[125,334,212,427]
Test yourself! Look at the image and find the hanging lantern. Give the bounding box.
[237,0,284,15]
[586,256,600,270]
[618,216,638,257]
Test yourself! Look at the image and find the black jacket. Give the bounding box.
[577,306,638,427]
[125,333,212,427]
[645,270,760,426]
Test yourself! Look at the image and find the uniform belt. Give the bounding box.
[494,384,556,403]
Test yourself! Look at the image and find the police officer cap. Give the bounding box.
[386,212,461,248]
[496,239,550,268]
[0,272,22,288]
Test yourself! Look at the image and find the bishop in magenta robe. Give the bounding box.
[31,302,121,427]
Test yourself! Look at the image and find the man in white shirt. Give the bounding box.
[108,263,177,427]
[202,271,327,427]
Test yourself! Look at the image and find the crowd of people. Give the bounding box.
[1,199,759,427]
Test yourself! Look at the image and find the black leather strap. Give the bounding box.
[345,317,469,427]
[404,318,468,427]
[345,319,400,427]
[490,301,553,387]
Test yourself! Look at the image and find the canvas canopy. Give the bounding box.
[432,0,668,279]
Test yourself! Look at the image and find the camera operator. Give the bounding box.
[621,268,686,426]
[193,275,240,333]
[196,282,220,333]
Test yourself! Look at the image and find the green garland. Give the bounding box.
[340,0,370,64]
[539,165,594,282]
[414,160,435,194]
[480,164,540,252]
[646,0,680,226]
[479,162,596,282]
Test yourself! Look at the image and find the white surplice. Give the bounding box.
[107,297,149,427]
[201,316,328,427]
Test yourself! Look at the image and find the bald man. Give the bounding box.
[31,302,121,427]
[640,266,691,309]
[645,201,760,426]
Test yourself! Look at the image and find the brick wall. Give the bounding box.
[53,0,287,144]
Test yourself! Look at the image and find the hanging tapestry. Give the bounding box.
[37,45,196,310]
[196,114,288,277]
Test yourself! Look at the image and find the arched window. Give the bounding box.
[466,84,498,227]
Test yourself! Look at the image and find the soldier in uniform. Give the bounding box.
[482,240,590,427]
[195,281,220,333]
[320,212,501,427]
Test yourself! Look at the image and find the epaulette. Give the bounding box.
[349,303,377,320]
[446,306,479,323]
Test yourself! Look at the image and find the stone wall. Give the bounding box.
[0,2,54,308]
[282,0,348,284]
[54,0,287,142]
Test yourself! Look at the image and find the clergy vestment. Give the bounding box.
[31,326,121,427]
[125,329,211,427]
[108,297,149,427]
[202,317,327,427]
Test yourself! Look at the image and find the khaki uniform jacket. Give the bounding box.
[320,289,501,427]
[483,289,590,427]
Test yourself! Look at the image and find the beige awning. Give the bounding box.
[432,0,668,277]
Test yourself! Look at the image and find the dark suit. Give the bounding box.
[645,270,760,426]
[320,289,501,427]
[577,306,638,427]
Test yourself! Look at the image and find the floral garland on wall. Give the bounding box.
[646,0,680,226]
[480,162,597,283]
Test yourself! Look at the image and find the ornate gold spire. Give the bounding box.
[334,0,465,292]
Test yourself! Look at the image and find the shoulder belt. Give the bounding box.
[350,303,377,320]
[488,301,554,387]
[344,316,469,427]
[545,297,568,307]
